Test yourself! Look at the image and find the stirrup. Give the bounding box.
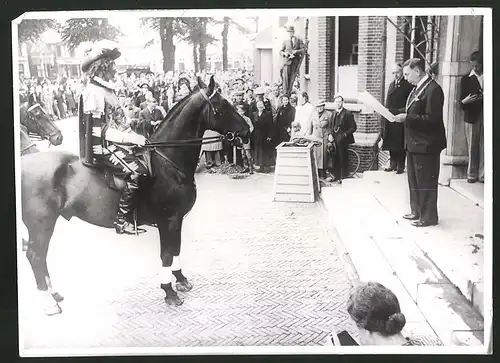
[114,221,145,235]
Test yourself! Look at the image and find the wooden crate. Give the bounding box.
[273,142,320,203]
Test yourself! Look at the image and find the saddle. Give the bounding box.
[82,148,154,192]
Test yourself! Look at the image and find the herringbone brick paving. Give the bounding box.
[19,170,355,350]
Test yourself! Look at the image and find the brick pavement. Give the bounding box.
[19,162,355,350]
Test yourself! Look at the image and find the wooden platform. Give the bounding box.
[273,142,320,203]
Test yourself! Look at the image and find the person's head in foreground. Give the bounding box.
[346,281,408,345]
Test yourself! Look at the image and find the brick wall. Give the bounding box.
[395,16,407,64]
[317,17,333,102]
[357,16,387,134]
[355,16,387,172]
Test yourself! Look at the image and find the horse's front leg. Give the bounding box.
[158,216,192,307]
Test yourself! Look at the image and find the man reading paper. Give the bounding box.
[393,58,447,228]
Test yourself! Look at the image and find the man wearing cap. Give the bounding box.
[137,98,163,138]
[309,100,334,180]
[79,40,148,235]
[279,25,306,96]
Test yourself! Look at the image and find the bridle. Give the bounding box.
[23,103,60,143]
[143,88,239,149]
[141,88,243,180]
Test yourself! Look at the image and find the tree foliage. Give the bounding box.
[60,18,122,51]
[17,19,58,44]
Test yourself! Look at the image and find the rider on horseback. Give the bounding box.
[79,40,148,235]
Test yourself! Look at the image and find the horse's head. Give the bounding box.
[20,103,63,146]
[197,76,250,144]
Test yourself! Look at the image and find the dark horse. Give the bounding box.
[20,102,63,154]
[21,76,250,315]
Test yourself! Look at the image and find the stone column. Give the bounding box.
[437,15,482,185]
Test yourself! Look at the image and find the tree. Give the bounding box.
[60,18,122,51]
[178,18,217,73]
[18,19,58,45]
[17,19,59,78]
[141,17,186,73]
[213,17,252,71]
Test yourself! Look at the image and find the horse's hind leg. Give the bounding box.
[25,215,62,316]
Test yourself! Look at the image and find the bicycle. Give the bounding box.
[346,143,382,178]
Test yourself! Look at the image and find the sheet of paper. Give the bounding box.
[357,91,396,122]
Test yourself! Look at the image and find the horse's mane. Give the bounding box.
[150,90,200,141]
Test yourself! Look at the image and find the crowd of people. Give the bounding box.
[19,76,82,120]
[18,66,358,182]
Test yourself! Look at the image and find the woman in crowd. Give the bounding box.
[65,83,77,116]
[327,281,442,346]
[294,92,314,137]
[41,83,56,119]
[273,94,296,147]
[252,100,274,173]
[54,84,66,119]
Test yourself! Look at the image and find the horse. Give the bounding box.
[20,76,250,316]
[20,102,63,148]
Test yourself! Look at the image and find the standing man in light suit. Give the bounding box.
[279,26,306,96]
[393,58,447,227]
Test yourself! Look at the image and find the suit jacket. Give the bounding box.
[330,108,357,145]
[135,107,163,137]
[459,72,483,124]
[280,36,306,66]
[382,78,413,151]
[404,79,447,154]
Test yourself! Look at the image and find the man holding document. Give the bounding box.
[391,58,447,227]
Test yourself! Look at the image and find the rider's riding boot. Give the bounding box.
[114,177,139,235]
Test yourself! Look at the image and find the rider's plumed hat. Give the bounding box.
[81,40,121,73]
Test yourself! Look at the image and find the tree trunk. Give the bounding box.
[26,42,36,78]
[160,18,176,73]
[199,42,207,71]
[192,43,199,73]
[198,19,207,72]
[222,17,229,71]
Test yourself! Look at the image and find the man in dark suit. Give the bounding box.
[328,95,357,184]
[459,50,484,183]
[382,63,414,173]
[135,99,163,138]
[279,25,306,96]
[394,58,447,227]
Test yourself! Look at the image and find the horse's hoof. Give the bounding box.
[176,279,193,292]
[51,292,64,303]
[165,294,184,306]
[44,304,62,316]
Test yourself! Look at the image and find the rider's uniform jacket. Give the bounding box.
[80,77,143,164]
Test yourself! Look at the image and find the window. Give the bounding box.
[56,45,62,57]
[69,48,76,57]
[400,16,440,64]
[338,16,359,66]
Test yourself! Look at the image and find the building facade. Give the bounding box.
[258,15,482,181]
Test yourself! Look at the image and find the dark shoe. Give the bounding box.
[403,213,419,220]
[396,169,404,174]
[467,178,477,183]
[384,166,395,172]
[411,220,438,227]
